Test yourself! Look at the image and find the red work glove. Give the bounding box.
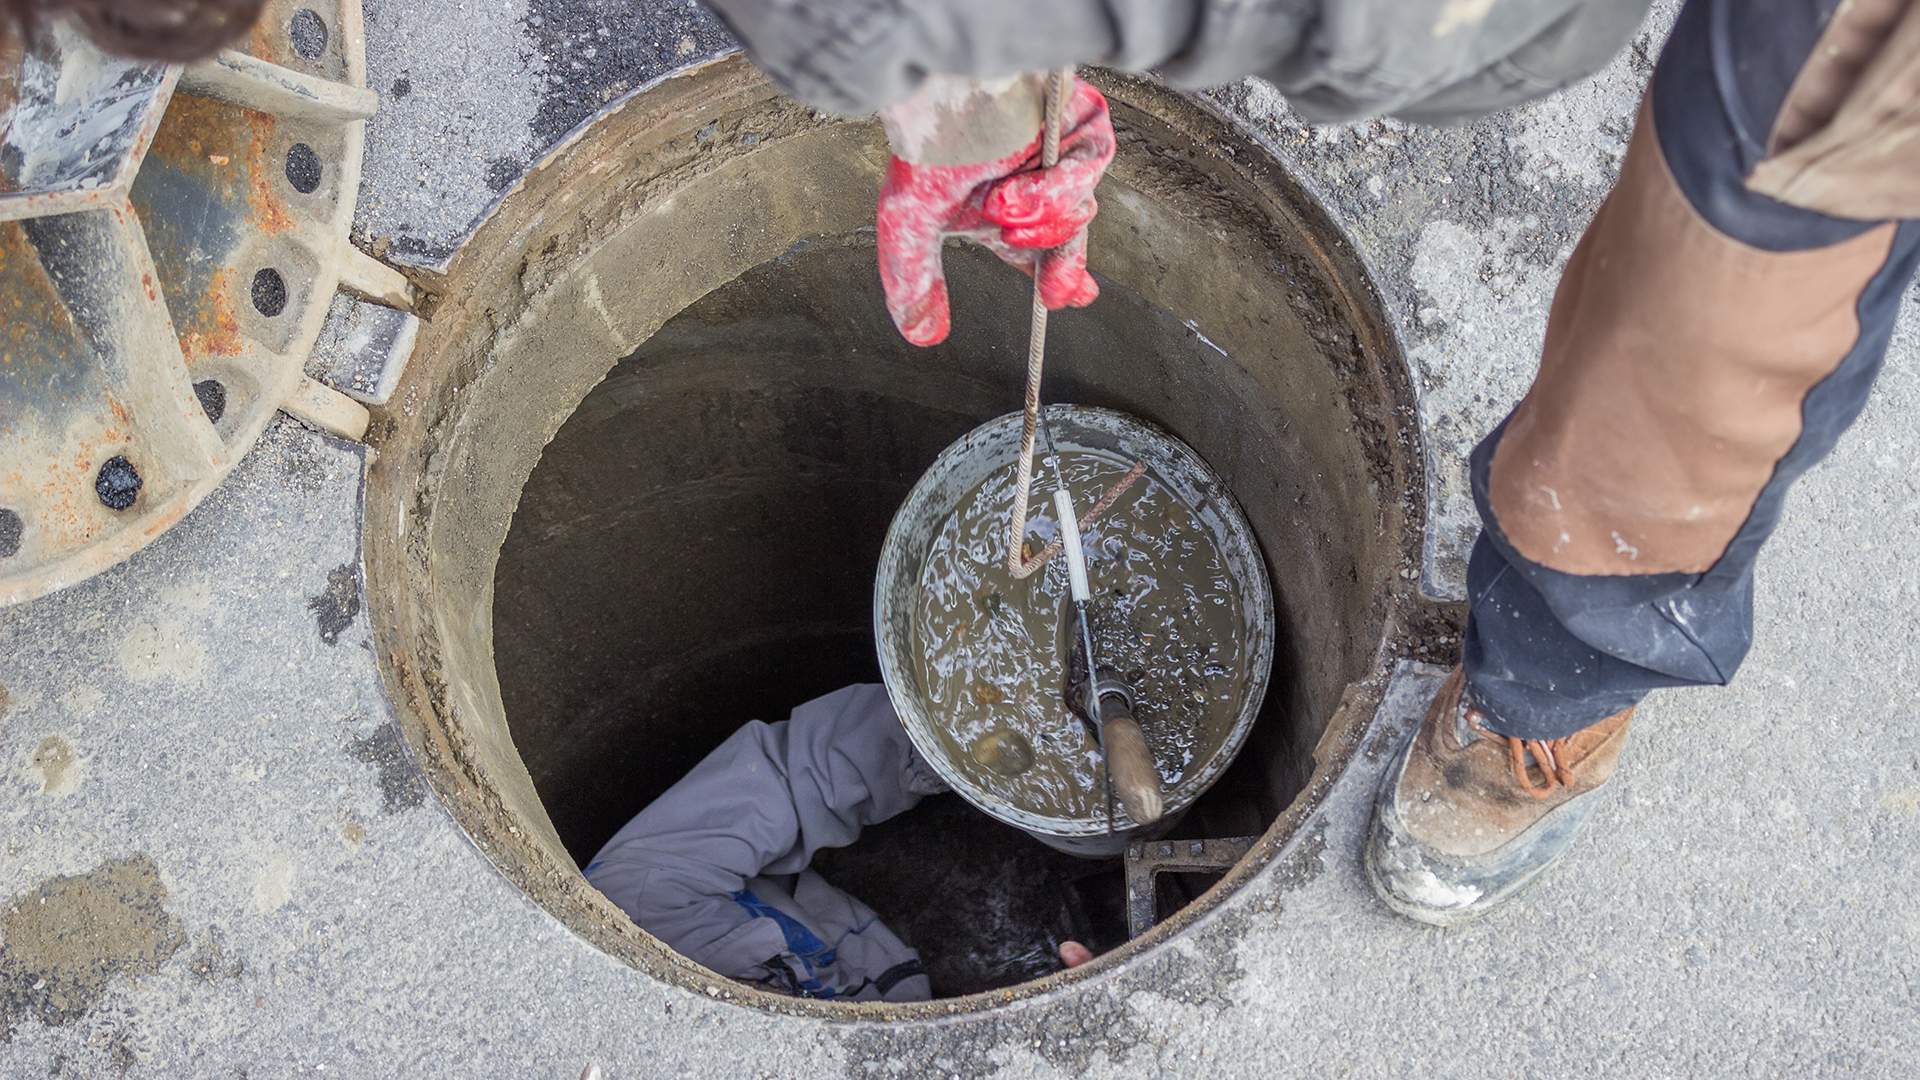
[876,78,1116,347]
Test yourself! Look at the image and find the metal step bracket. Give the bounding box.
[1124,835,1259,938]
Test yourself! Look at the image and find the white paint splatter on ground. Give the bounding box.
[117,621,209,685]
[252,853,294,913]
[29,736,84,796]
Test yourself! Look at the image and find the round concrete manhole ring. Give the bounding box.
[363,55,1425,1016]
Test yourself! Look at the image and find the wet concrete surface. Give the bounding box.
[0,856,184,1042]
[4,0,1920,1074]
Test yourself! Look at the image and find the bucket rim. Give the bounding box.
[873,404,1276,839]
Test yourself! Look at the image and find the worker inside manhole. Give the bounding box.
[491,76,1341,1004]
[579,401,1272,1003]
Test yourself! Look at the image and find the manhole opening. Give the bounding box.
[497,237,1317,998]
[364,60,1422,1017]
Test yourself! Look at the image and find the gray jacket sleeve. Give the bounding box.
[583,684,945,989]
[703,0,1652,125]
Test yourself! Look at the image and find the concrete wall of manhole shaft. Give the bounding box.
[361,56,1424,1016]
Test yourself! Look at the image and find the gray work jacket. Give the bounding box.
[586,685,947,1001]
[704,0,1655,124]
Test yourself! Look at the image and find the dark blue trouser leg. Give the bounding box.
[1462,0,1920,740]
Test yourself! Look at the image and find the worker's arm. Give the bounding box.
[703,0,1654,125]
[771,0,1651,346]
[583,685,945,978]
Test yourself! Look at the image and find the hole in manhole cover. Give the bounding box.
[0,509,21,559]
[289,8,328,59]
[285,143,322,194]
[363,59,1423,1016]
[251,268,287,316]
[95,457,142,511]
[194,379,227,424]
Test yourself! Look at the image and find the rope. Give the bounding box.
[1004,69,1145,580]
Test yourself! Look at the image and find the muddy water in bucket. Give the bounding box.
[919,451,1247,819]
[880,407,1274,855]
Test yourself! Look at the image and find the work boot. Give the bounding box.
[1364,667,1632,926]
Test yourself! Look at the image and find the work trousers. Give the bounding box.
[1464,0,1920,738]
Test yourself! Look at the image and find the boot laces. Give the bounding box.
[1507,736,1577,799]
[1467,715,1576,800]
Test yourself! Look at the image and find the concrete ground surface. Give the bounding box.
[5,0,1919,1076]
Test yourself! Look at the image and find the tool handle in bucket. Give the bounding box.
[1098,694,1166,826]
[1053,488,1091,601]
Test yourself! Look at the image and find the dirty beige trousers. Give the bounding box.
[1463,0,1920,737]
